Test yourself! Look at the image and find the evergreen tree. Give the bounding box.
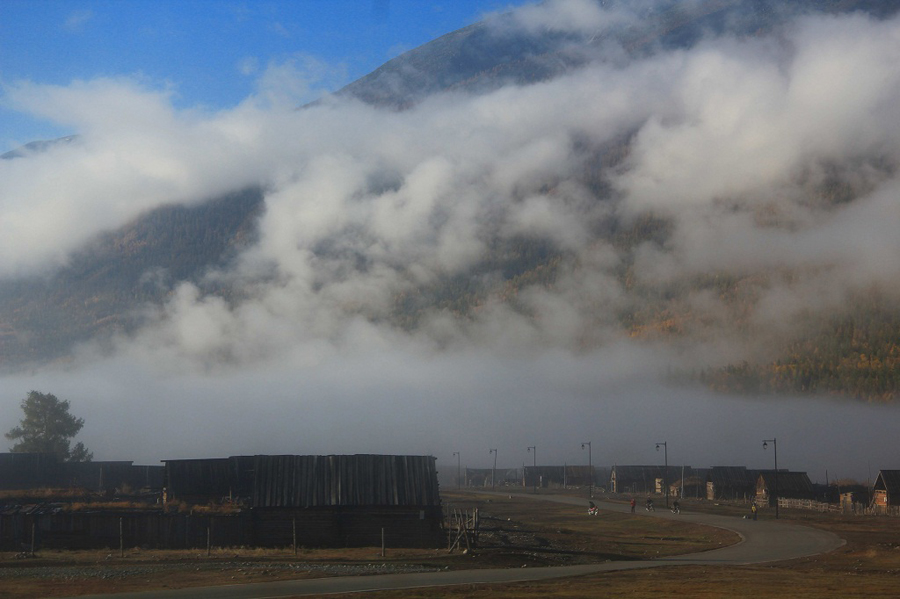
[5,391,93,462]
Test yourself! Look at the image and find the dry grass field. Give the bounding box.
[2,491,898,598]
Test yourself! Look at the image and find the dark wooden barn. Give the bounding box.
[756,471,814,506]
[0,453,163,493]
[0,453,61,490]
[462,467,521,488]
[706,466,759,501]
[610,465,686,495]
[163,455,443,548]
[522,465,596,489]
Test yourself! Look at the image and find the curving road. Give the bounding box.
[61,495,844,599]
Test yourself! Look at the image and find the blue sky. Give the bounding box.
[1,0,898,475]
[0,0,529,153]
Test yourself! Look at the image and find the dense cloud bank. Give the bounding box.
[1,1,898,469]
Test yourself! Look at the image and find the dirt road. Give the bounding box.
[60,495,844,599]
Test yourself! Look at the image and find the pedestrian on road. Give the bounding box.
[630,498,636,513]
[751,502,758,521]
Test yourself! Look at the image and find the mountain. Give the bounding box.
[335,0,899,109]
[1,0,898,402]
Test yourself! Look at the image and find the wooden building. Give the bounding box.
[164,454,443,548]
[463,468,520,488]
[872,470,900,513]
[706,466,759,501]
[610,465,686,495]
[522,465,596,489]
[671,470,708,499]
[0,453,163,493]
[756,471,814,506]
[0,453,61,490]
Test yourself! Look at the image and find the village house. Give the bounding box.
[522,465,599,489]
[706,466,759,501]
[462,467,521,488]
[610,465,686,496]
[756,470,815,506]
[872,470,900,514]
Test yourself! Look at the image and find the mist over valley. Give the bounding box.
[1,0,899,480]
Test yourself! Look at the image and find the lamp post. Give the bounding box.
[489,448,497,491]
[453,451,461,489]
[763,438,778,519]
[656,441,668,508]
[527,446,537,493]
[581,442,592,499]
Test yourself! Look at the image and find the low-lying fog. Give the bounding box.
[2,1,899,483]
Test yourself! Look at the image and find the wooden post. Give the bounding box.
[206,524,211,557]
[292,516,297,556]
[30,521,36,557]
[119,517,124,558]
[381,527,385,557]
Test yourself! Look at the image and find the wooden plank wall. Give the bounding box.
[0,507,443,550]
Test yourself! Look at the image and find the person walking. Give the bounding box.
[630,497,636,513]
[751,502,758,521]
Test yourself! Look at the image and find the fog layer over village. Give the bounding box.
[1,1,899,480]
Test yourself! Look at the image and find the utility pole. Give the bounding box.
[489,448,497,491]
[453,451,461,489]
[582,442,592,499]
[527,446,537,493]
[763,438,779,519]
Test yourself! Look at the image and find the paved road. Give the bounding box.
[62,495,844,599]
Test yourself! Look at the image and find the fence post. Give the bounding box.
[293,516,297,556]
[120,517,124,557]
[381,528,385,557]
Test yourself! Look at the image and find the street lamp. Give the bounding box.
[581,442,592,499]
[763,438,779,519]
[656,441,668,508]
[452,451,461,489]
[527,446,537,493]
[489,449,497,491]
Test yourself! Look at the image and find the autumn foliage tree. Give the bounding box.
[5,391,92,462]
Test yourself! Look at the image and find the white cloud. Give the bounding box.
[63,9,93,33]
[1,2,898,472]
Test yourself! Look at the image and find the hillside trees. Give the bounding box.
[5,391,93,462]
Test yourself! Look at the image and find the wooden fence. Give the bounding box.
[0,506,444,551]
[777,498,900,516]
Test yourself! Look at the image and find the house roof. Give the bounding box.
[707,466,758,487]
[874,470,900,497]
[758,471,814,495]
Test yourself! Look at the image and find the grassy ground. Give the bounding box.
[4,491,898,598]
[322,495,900,599]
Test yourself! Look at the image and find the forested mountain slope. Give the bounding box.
[1,0,898,402]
